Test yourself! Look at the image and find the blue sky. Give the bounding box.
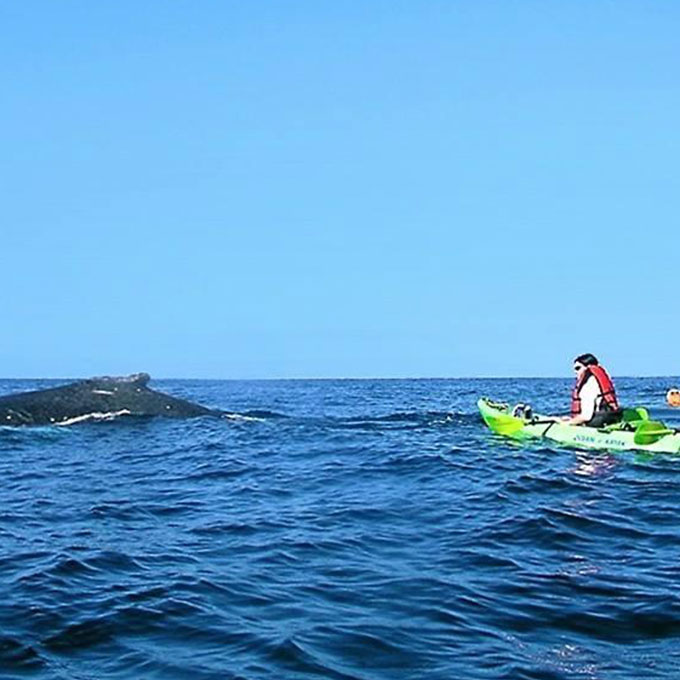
[1,1,678,378]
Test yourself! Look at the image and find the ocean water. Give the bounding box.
[1,376,680,680]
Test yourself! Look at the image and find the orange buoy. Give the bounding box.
[667,389,680,408]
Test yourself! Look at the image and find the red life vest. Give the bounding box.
[571,365,620,417]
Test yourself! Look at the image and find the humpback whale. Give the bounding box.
[0,373,222,426]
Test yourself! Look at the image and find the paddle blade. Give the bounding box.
[634,421,673,445]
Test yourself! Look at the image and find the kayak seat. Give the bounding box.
[622,407,649,423]
[600,408,649,432]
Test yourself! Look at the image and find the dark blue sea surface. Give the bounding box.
[1,376,680,679]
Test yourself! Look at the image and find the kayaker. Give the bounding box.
[556,353,622,427]
[667,389,680,408]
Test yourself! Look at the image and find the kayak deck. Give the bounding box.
[478,398,680,455]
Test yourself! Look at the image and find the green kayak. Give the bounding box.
[478,397,680,455]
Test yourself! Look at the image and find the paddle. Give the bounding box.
[634,420,675,446]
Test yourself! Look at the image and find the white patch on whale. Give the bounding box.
[56,410,132,426]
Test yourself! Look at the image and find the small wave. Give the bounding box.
[493,595,680,643]
[502,473,587,496]
[184,464,250,483]
[350,410,470,423]
[50,557,102,577]
[222,413,267,422]
[0,636,43,670]
[89,503,154,522]
[477,514,578,549]
[335,411,475,430]
[267,637,363,680]
[0,426,66,443]
[242,410,289,419]
[43,617,116,651]
[190,520,259,537]
[222,410,289,422]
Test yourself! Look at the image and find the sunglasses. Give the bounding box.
[573,365,584,372]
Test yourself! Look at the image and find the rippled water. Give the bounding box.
[1,377,680,679]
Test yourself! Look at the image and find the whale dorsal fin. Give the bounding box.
[83,373,151,387]
[124,373,151,386]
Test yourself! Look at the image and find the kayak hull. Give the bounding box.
[478,398,680,455]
